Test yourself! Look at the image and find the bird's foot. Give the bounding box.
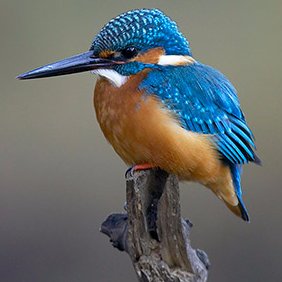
[133,163,156,171]
[125,163,156,178]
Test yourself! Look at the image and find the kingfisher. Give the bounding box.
[17,9,260,221]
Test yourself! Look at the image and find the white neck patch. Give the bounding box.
[158,55,196,66]
[91,69,128,88]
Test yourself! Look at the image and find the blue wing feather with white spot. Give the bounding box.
[140,62,260,165]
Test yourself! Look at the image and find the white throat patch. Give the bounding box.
[91,69,128,88]
[158,55,196,66]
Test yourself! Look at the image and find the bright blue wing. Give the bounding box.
[140,62,260,165]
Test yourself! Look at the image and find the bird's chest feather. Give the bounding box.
[94,71,160,164]
[93,70,223,186]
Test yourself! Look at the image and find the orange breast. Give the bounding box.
[93,70,232,187]
[94,71,157,164]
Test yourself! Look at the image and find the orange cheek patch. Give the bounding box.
[133,47,165,64]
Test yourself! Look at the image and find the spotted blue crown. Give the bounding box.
[91,9,191,56]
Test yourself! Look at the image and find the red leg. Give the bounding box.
[125,163,156,178]
[133,163,156,171]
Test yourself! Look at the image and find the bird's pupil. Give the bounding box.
[121,47,138,59]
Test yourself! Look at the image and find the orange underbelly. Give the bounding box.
[93,73,229,185]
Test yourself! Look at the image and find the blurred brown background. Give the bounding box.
[1,0,281,281]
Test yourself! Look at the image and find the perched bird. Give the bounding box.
[18,9,260,221]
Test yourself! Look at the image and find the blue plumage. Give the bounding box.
[91,9,191,56]
[140,63,260,166]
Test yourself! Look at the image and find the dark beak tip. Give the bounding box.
[16,74,25,80]
[16,71,35,80]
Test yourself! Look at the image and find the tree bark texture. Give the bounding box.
[101,169,210,282]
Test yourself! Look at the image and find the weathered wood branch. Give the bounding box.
[101,169,210,281]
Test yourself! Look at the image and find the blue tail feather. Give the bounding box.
[229,164,250,222]
[237,197,250,222]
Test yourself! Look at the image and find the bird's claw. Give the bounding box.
[125,164,156,178]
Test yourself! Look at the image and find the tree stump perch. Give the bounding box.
[101,169,210,281]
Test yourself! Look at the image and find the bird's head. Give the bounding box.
[17,9,193,83]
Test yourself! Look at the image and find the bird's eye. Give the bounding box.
[120,47,138,59]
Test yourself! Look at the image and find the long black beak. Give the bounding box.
[17,51,118,80]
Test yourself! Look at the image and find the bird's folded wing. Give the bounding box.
[140,63,260,165]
